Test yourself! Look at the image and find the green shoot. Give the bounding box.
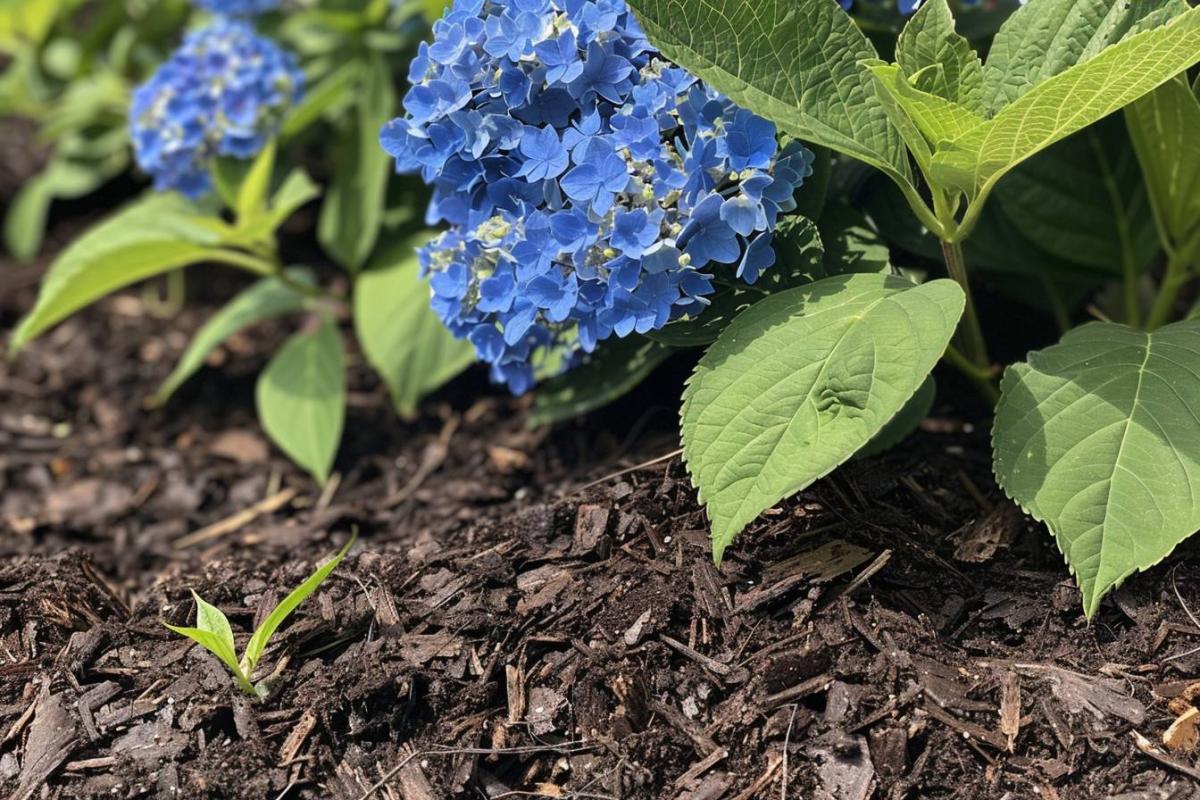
[163,534,356,698]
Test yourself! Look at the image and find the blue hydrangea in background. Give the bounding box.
[193,0,280,15]
[130,19,303,198]
[381,0,813,394]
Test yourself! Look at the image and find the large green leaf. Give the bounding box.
[980,0,1186,111]
[682,273,965,561]
[256,319,345,484]
[155,269,314,405]
[994,321,1200,618]
[10,193,239,351]
[353,238,474,417]
[318,55,394,271]
[933,8,1200,201]
[1126,75,1200,247]
[624,0,912,190]
[895,0,983,111]
[530,336,674,427]
[855,375,936,461]
[992,122,1157,276]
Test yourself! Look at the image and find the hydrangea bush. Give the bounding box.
[129,19,304,198]
[194,0,281,15]
[380,0,813,393]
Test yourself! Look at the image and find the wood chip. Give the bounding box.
[1163,706,1200,753]
[173,487,298,548]
[999,671,1021,751]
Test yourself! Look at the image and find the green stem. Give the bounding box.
[939,239,998,405]
[1089,133,1141,327]
[1146,235,1199,330]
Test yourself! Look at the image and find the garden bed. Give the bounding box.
[4,241,1200,799]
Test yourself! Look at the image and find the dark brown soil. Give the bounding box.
[5,223,1200,800]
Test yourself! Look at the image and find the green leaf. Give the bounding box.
[817,202,892,278]
[10,194,236,351]
[980,0,1187,112]
[992,122,1158,276]
[241,534,356,678]
[256,318,346,484]
[895,0,983,110]
[625,0,912,190]
[933,8,1200,200]
[993,320,1200,617]
[163,592,245,685]
[353,238,475,417]
[318,55,394,271]
[231,169,322,245]
[3,157,103,261]
[855,375,935,460]
[1126,75,1200,246]
[280,60,360,140]
[155,269,314,405]
[530,336,674,427]
[682,273,965,561]
[866,63,984,169]
[235,139,277,223]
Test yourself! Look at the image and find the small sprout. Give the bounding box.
[163,534,356,698]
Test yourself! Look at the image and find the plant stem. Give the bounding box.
[944,345,1001,405]
[1146,235,1199,330]
[940,239,993,375]
[1088,133,1142,327]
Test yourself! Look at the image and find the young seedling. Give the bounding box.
[164,534,356,698]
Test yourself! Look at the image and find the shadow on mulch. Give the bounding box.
[4,178,1200,800]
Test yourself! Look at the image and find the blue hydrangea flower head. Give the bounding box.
[382,0,813,394]
[193,0,280,15]
[130,19,304,198]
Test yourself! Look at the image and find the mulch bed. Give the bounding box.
[4,208,1200,800]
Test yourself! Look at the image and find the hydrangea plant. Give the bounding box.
[129,19,304,198]
[194,0,282,15]
[380,0,813,393]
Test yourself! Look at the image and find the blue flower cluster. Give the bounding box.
[194,0,280,15]
[130,19,303,198]
[382,0,812,393]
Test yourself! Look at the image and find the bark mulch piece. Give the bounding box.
[5,279,1200,799]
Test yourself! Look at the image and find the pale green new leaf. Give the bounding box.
[235,139,277,223]
[155,269,315,404]
[256,319,346,484]
[10,194,236,351]
[932,9,1200,200]
[353,238,475,417]
[896,0,983,110]
[1126,76,1200,246]
[981,0,1186,112]
[4,157,103,261]
[163,592,242,680]
[867,63,984,162]
[241,534,356,677]
[993,321,1200,618]
[625,0,912,189]
[682,274,965,561]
